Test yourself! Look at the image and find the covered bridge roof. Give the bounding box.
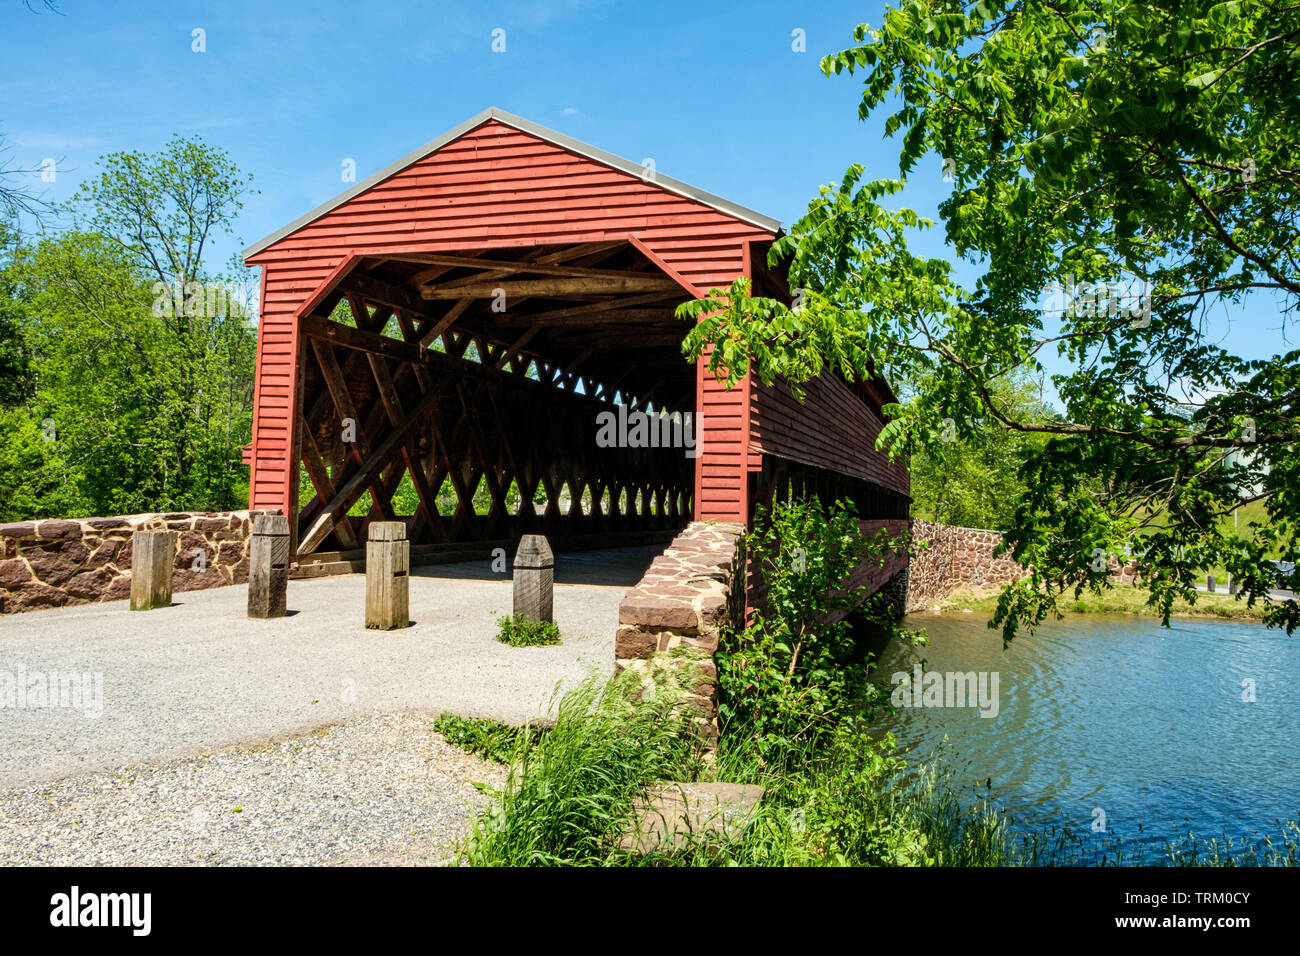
[243,107,782,262]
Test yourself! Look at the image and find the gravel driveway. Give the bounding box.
[0,546,660,865]
[0,710,504,866]
[0,547,658,788]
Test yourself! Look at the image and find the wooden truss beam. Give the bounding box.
[412,253,660,284]
[297,378,456,556]
[420,276,677,299]
[506,291,683,323]
[302,312,425,364]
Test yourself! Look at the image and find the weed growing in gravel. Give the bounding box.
[496,615,561,647]
[432,714,543,765]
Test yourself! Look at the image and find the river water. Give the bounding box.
[868,611,1300,863]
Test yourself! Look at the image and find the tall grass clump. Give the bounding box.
[636,719,1016,867]
[460,673,704,866]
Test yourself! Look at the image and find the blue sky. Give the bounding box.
[4,0,917,259]
[2,0,1291,389]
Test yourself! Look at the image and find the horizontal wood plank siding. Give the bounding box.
[695,349,750,522]
[750,374,909,497]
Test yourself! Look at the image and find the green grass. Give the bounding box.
[458,674,704,866]
[640,723,1019,867]
[443,673,1300,866]
[432,713,543,765]
[937,584,1264,622]
[496,614,562,647]
[448,670,1023,867]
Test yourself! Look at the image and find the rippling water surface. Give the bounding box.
[868,612,1300,862]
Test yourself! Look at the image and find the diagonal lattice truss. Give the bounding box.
[293,240,698,557]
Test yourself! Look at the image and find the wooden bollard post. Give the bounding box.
[366,522,409,629]
[247,514,290,619]
[130,528,175,611]
[1207,574,1216,593]
[1228,577,1238,595]
[513,534,554,623]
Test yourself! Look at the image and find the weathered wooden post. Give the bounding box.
[130,528,175,611]
[1207,574,1217,593]
[513,534,554,623]
[247,514,290,619]
[366,521,409,629]
[1228,576,1238,595]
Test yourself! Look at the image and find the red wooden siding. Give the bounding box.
[245,118,774,517]
[750,374,910,497]
[695,349,752,522]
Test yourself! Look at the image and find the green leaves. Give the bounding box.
[496,614,562,647]
[1185,68,1224,89]
[70,135,254,289]
[0,138,257,518]
[685,0,1299,636]
[717,498,919,755]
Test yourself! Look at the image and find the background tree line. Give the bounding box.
[0,136,257,521]
[907,370,1059,529]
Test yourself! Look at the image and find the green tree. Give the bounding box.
[0,137,256,517]
[909,370,1057,528]
[69,135,253,290]
[681,0,1299,636]
[0,218,32,407]
[0,407,75,521]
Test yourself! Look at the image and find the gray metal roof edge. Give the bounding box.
[242,106,782,260]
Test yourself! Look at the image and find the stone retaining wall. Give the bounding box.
[614,521,746,742]
[906,518,1140,611]
[0,511,279,614]
[906,519,1026,610]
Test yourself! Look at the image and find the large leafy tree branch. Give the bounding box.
[679,0,1299,636]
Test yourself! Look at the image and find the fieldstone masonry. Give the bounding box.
[906,518,1138,611]
[0,510,280,615]
[906,519,1026,610]
[615,521,746,741]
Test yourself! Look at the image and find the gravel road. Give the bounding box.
[0,547,657,788]
[0,547,660,865]
[0,710,504,866]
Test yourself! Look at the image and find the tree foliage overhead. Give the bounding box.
[680,0,1299,635]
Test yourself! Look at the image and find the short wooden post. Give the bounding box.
[1207,574,1216,593]
[130,529,175,611]
[366,521,409,629]
[1228,577,1238,595]
[513,534,554,623]
[247,514,290,619]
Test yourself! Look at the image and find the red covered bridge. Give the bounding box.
[241,108,910,604]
